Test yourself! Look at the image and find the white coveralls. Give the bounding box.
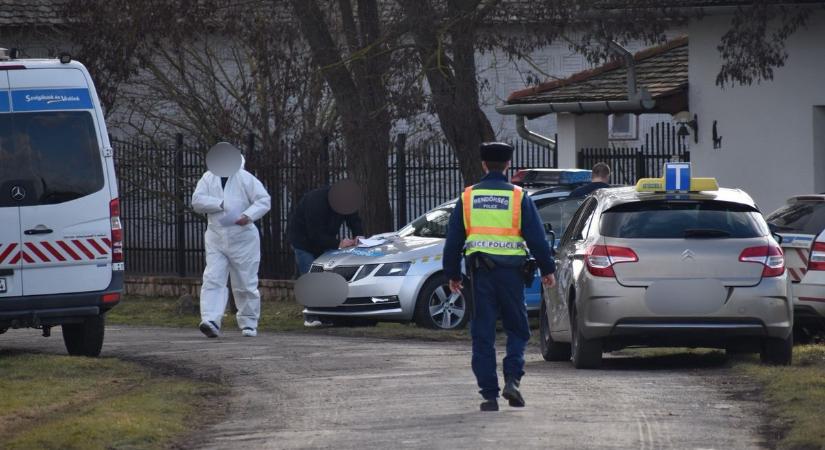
[191,164,271,331]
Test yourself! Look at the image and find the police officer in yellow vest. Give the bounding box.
[443,142,556,412]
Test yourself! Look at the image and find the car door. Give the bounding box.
[0,77,23,297]
[546,197,596,336]
[10,69,112,296]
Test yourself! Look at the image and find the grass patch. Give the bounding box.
[735,344,825,450]
[0,352,225,450]
[108,296,545,342]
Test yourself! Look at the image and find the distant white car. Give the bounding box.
[306,182,590,329]
[766,195,825,337]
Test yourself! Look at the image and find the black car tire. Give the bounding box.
[63,315,105,357]
[571,304,602,369]
[760,333,793,366]
[540,300,571,361]
[414,273,472,330]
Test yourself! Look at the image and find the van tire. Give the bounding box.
[63,315,105,357]
[760,334,793,366]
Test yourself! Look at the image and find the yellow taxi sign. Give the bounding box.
[636,163,719,193]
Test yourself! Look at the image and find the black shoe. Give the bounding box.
[480,398,499,412]
[199,321,220,338]
[502,378,525,408]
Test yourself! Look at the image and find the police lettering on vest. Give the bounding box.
[462,186,526,257]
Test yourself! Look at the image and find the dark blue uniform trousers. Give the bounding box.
[470,265,530,400]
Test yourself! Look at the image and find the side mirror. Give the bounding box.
[772,231,783,245]
[546,229,556,250]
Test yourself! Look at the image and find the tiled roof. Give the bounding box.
[0,0,67,26]
[506,36,688,113]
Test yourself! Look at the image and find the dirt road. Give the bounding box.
[2,326,768,449]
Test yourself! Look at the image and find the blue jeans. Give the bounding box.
[293,246,316,276]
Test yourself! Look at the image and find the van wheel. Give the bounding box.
[540,300,570,361]
[414,274,471,330]
[63,315,105,357]
[760,334,793,366]
[571,305,602,369]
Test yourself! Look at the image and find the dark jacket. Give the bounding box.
[569,181,610,198]
[442,172,555,281]
[288,186,364,257]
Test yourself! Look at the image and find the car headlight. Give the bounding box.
[352,264,380,282]
[375,262,411,276]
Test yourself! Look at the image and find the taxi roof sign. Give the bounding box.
[636,162,719,193]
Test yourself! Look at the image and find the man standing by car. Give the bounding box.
[569,162,611,198]
[288,179,364,326]
[443,142,556,412]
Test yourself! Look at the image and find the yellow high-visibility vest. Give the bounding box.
[462,185,527,256]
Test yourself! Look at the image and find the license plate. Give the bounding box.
[0,278,6,293]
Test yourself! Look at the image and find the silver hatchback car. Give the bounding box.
[541,175,793,369]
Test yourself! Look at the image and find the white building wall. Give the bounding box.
[689,14,825,213]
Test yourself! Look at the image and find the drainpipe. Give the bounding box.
[516,115,555,148]
[607,41,637,100]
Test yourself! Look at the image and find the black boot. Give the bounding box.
[502,377,525,407]
[480,398,499,412]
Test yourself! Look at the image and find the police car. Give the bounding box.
[766,195,825,338]
[541,163,793,368]
[306,170,592,329]
[0,50,123,356]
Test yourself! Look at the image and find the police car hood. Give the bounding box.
[313,234,445,267]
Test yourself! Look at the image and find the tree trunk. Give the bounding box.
[288,0,393,234]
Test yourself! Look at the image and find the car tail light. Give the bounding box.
[110,198,123,263]
[809,242,825,271]
[585,245,638,277]
[511,170,528,186]
[102,293,121,304]
[739,245,784,277]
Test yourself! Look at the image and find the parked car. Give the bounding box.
[304,172,592,330]
[0,50,123,356]
[541,166,793,368]
[766,195,825,338]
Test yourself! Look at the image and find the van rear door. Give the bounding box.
[0,73,23,298]
[9,68,112,296]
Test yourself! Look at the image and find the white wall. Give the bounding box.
[557,113,609,168]
[689,14,825,213]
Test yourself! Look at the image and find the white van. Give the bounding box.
[0,50,123,356]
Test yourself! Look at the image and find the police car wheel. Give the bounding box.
[540,301,571,362]
[760,334,793,366]
[414,274,471,330]
[570,304,602,369]
[62,314,105,357]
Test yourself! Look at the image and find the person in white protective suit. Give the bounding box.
[191,142,271,338]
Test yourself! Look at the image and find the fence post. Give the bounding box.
[552,133,559,168]
[635,150,645,181]
[684,150,690,162]
[395,133,408,228]
[174,133,186,277]
[321,135,330,185]
[576,148,583,169]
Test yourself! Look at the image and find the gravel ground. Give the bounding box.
[2,326,768,449]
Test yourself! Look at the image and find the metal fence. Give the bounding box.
[578,122,689,185]
[115,134,556,279]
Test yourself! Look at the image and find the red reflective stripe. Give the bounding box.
[466,226,523,236]
[72,240,95,259]
[9,251,21,265]
[462,187,473,230]
[40,241,66,262]
[25,242,50,262]
[88,239,107,256]
[102,238,112,248]
[57,240,81,260]
[22,252,34,264]
[0,243,17,264]
[796,248,809,266]
[512,186,523,230]
[788,268,800,282]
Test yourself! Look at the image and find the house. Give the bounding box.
[498,7,825,213]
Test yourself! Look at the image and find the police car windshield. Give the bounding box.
[601,200,768,239]
[0,111,103,206]
[398,203,455,238]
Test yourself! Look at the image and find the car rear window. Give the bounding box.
[0,111,103,205]
[766,201,825,235]
[601,200,768,239]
